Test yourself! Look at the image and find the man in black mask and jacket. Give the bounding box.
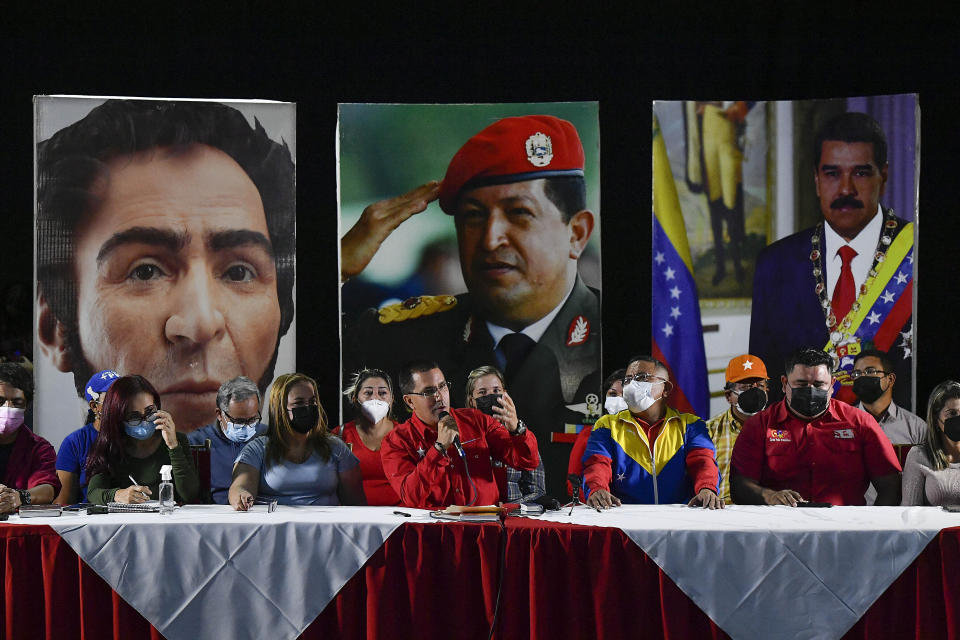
[730,348,902,506]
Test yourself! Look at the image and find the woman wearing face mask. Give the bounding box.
[566,369,627,497]
[901,381,960,506]
[332,369,400,506]
[230,373,366,509]
[86,375,200,505]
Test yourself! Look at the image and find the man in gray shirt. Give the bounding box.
[851,349,925,504]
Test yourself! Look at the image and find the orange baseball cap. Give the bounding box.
[725,354,768,383]
[438,115,585,214]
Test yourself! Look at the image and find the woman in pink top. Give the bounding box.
[334,369,401,506]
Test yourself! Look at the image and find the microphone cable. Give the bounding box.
[487,515,507,640]
[459,445,479,507]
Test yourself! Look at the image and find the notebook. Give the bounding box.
[107,501,161,513]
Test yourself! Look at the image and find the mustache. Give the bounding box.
[830,195,864,209]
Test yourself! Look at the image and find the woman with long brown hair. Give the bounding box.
[86,375,200,504]
[229,373,366,508]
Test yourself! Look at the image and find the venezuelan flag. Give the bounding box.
[652,115,709,418]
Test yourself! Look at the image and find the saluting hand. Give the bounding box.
[340,181,440,281]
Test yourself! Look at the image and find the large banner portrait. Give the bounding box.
[34,96,297,447]
[653,95,918,419]
[338,103,601,497]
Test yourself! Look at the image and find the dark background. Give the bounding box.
[2,4,956,417]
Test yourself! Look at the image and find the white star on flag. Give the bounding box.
[664,267,676,281]
[669,286,681,299]
[662,323,674,337]
[742,359,753,370]
[616,472,626,482]
[907,253,914,264]
[895,272,908,285]
[881,290,895,304]
[670,306,681,319]
[654,252,665,265]
[867,311,881,325]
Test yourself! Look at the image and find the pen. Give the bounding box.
[128,475,139,486]
[393,511,411,517]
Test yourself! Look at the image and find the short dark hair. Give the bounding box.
[625,354,669,380]
[603,368,626,395]
[814,112,888,168]
[398,359,441,395]
[784,348,834,376]
[0,363,33,404]
[37,99,296,397]
[542,176,587,222]
[853,348,895,374]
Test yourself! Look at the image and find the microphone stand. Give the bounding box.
[562,474,584,516]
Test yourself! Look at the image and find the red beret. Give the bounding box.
[438,115,585,214]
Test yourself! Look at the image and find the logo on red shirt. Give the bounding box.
[768,429,791,442]
[833,429,854,439]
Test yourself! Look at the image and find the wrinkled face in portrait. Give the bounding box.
[41,145,282,432]
[815,141,888,242]
[454,179,593,330]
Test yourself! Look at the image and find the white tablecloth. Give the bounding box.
[540,505,960,640]
[20,505,433,640]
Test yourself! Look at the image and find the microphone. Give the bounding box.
[438,410,465,457]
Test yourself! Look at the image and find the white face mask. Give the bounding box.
[360,399,390,424]
[0,406,25,435]
[622,380,660,413]
[604,395,628,415]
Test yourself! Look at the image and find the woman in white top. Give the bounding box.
[901,380,960,506]
[229,373,366,508]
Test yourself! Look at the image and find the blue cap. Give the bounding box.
[85,370,120,403]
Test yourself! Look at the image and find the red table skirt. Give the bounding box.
[3,519,959,640]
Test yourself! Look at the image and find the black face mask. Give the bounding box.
[735,387,767,416]
[852,376,885,404]
[474,393,502,417]
[789,386,829,417]
[943,416,960,442]
[290,405,320,434]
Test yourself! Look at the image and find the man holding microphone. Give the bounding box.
[381,360,540,508]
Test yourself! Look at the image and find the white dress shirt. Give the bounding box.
[823,205,883,300]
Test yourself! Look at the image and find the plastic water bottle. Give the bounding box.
[159,464,175,515]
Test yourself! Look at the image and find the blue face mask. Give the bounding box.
[223,421,258,443]
[124,419,157,440]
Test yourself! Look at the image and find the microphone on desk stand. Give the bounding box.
[563,474,584,516]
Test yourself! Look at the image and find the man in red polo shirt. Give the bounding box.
[731,348,901,506]
[381,359,540,508]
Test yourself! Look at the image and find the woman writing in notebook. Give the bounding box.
[86,375,200,505]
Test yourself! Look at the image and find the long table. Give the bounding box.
[3,506,959,640]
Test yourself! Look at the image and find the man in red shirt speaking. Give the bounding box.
[731,348,901,506]
[381,360,540,509]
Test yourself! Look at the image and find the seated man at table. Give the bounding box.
[381,359,540,508]
[188,376,267,504]
[730,347,902,506]
[582,355,722,509]
[0,363,60,513]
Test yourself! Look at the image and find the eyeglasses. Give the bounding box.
[730,380,769,393]
[0,396,27,409]
[124,405,158,425]
[849,367,890,379]
[623,373,667,385]
[223,410,261,426]
[406,380,452,398]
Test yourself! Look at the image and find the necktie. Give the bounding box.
[832,245,858,321]
[498,332,536,383]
